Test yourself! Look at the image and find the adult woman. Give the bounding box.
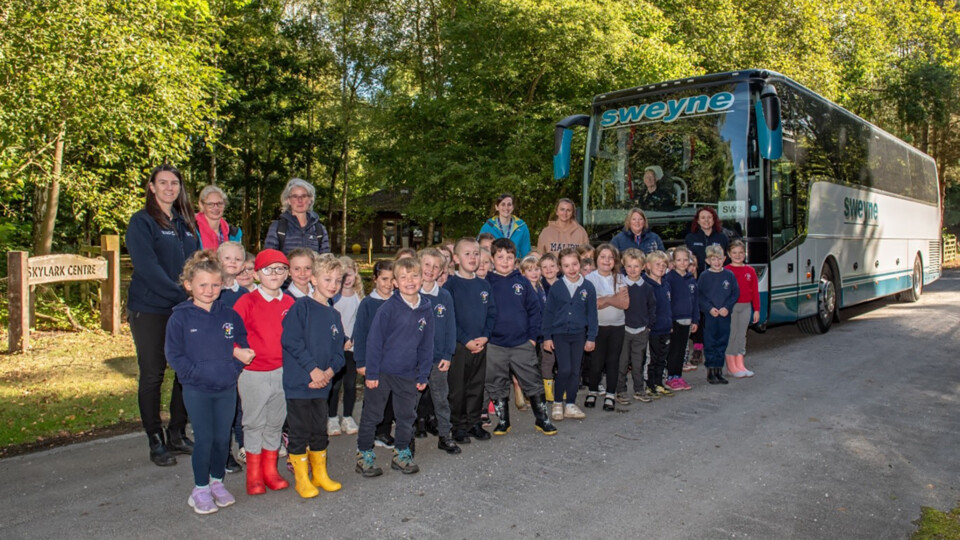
[685,207,729,274]
[126,164,199,466]
[638,165,676,211]
[536,198,590,256]
[264,178,330,255]
[195,185,242,250]
[610,208,664,255]
[479,193,531,257]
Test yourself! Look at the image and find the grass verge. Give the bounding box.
[914,502,960,539]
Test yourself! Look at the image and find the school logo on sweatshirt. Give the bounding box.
[435,304,446,318]
[745,273,752,282]
[222,323,234,339]
[688,284,696,294]
[667,290,672,301]
[580,289,588,301]
[418,317,427,332]
[512,283,524,295]
[723,280,731,290]
[330,324,339,338]
[480,291,489,304]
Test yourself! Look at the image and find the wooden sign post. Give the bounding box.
[7,247,119,353]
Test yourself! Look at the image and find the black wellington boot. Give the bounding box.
[492,399,511,435]
[715,368,729,385]
[148,432,177,467]
[707,368,721,385]
[165,427,194,455]
[529,395,558,435]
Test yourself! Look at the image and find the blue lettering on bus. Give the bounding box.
[600,91,735,128]
[843,197,879,222]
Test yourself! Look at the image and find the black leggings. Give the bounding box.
[666,322,692,377]
[129,310,187,435]
[589,325,625,395]
[327,351,357,418]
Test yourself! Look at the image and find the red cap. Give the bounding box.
[255,249,289,271]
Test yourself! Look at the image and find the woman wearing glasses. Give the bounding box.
[195,185,242,250]
[264,178,330,255]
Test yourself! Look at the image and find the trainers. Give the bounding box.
[665,377,685,391]
[209,479,236,508]
[237,446,246,464]
[391,447,420,474]
[480,412,491,427]
[355,450,383,478]
[551,402,564,421]
[615,393,632,406]
[374,433,395,449]
[225,452,242,474]
[677,377,692,390]
[328,417,342,436]
[187,487,218,515]
[564,403,586,419]
[645,387,661,400]
[341,416,359,435]
[654,385,674,397]
[682,361,697,372]
[633,391,652,403]
[279,432,288,457]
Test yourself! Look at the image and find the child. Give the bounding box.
[418,248,462,454]
[542,248,598,420]
[329,257,363,436]
[577,243,595,262]
[477,232,495,252]
[698,245,739,385]
[164,251,255,514]
[642,250,674,397]
[444,238,497,443]
[584,243,629,410]
[663,246,699,391]
[486,239,557,435]
[216,241,248,474]
[580,257,595,277]
[284,248,315,299]
[476,248,493,279]
[395,247,418,260]
[356,257,434,476]
[617,249,656,402]
[232,249,295,495]
[353,260,396,448]
[523,256,554,402]
[236,253,257,291]
[438,246,455,286]
[280,253,345,498]
[724,240,759,378]
[684,253,702,371]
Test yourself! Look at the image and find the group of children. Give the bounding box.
[162,231,759,514]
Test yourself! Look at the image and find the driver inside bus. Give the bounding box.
[638,165,677,211]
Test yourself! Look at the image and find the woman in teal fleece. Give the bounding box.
[479,193,532,258]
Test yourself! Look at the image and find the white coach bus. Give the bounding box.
[553,69,941,333]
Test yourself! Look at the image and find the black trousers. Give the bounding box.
[328,351,357,418]
[129,310,187,435]
[589,325,625,394]
[448,343,486,431]
[647,333,670,390]
[666,322,692,377]
[357,374,418,452]
[285,398,329,454]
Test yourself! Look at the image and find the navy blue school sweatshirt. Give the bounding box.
[664,271,699,324]
[443,274,497,345]
[423,285,457,364]
[126,209,199,314]
[541,276,599,341]
[365,293,435,384]
[624,278,656,330]
[487,270,542,347]
[219,285,248,308]
[698,268,740,314]
[642,274,673,335]
[281,296,346,399]
[353,292,390,368]
[164,299,248,393]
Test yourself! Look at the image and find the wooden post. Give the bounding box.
[101,249,121,334]
[368,238,373,265]
[8,251,29,353]
[100,234,119,254]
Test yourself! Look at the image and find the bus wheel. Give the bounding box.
[799,264,837,335]
[902,255,923,303]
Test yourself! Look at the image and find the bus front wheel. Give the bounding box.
[901,255,923,303]
[799,264,837,335]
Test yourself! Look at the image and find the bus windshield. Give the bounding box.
[585,81,755,243]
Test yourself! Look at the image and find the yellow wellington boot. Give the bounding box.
[543,379,555,403]
[290,453,319,498]
[308,450,342,492]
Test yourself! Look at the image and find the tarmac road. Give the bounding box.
[2,272,959,539]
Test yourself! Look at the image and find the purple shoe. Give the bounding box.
[677,377,692,391]
[188,487,218,515]
[209,480,236,507]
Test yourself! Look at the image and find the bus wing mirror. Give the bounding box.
[553,114,590,180]
[755,85,782,160]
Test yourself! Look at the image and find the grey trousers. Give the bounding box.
[238,368,286,453]
[485,342,544,400]
[425,364,454,437]
[618,329,650,394]
[725,303,752,356]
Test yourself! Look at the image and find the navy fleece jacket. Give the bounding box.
[281,296,346,399]
[365,294,435,383]
[353,292,389,368]
[684,228,730,274]
[444,274,497,344]
[698,269,740,314]
[664,271,699,324]
[126,209,199,314]
[487,270,542,347]
[541,277,599,341]
[423,286,457,364]
[164,300,248,393]
[642,274,673,335]
[624,278,656,330]
[611,227,665,254]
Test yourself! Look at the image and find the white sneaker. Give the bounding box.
[327,417,342,436]
[564,403,586,419]
[341,416,359,435]
[551,402,564,421]
[237,446,246,464]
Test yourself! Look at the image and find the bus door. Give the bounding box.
[767,135,801,323]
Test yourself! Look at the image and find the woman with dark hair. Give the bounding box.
[536,198,590,256]
[479,193,532,257]
[611,207,664,255]
[126,164,200,466]
[263,178,330,255]
[685,207,729,275]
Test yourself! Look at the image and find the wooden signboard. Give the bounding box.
[7,235,121,353]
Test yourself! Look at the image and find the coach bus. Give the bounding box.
[553,69,941,333]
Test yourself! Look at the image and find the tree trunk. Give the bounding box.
[34,123,66,256]
[208,143,217,185]
[341,138,349,255]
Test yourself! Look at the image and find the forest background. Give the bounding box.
[2,0,960,262]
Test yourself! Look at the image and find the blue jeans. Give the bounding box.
[552,333,586,405]
[703,314,731,368]
[181,386,236,486]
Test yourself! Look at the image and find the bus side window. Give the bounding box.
[771,137,797,253]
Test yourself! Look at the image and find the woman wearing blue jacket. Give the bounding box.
[611,208,664,255]
[479,193,531,257]
[126,164,200,467]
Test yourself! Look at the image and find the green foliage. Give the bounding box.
[912,503,960,540]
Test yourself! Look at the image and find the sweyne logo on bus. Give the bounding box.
[600,91,735,128]
[843,196,879,226]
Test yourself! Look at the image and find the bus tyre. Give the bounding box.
[902,255,923,303]
[799,264,837,335]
